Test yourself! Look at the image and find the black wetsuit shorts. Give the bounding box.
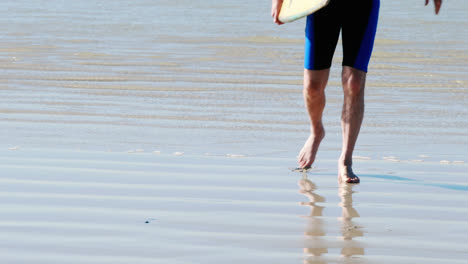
[304,0,380,72]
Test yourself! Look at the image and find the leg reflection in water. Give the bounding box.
[298,172,328,261]
[339,183,365,257]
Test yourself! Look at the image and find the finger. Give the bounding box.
[434,0,442,14]
[425,0,429,6]
[274,15,284,25]
[273,11,282,24]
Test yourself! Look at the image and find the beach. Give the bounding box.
[0,0,467,263]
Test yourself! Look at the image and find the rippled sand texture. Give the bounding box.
[0,1,467,263]
[0,0,466,160]
[1,149,467,263]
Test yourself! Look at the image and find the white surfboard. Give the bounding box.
[278,0,330,23]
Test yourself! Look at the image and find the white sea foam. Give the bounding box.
[383,156,400,162]
[227,154,245,158]
[353,156,372,160]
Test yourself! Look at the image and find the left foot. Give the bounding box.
[338,165,360,184]
[298,128,325,169]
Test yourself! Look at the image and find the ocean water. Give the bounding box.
[0,0,466,161]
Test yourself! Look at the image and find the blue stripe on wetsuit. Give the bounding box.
[354,0,380,72]
[304,15,315,70]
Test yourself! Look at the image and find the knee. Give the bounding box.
[303,80,325,98]
[342,72,365,97]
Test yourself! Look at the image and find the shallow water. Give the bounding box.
[1,149,467,263]
[0,2,467,262]
[1,0,467,162]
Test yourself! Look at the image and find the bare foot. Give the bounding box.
[338,165,360,184]
[298,129,325,169]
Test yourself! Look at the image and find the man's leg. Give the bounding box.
[339,0,379,182]
[298,68,330,169]
[338,66,366,183]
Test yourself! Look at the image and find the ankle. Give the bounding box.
[309,125,325,137]
[338,157,352,167]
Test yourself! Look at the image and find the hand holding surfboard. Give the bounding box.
[277,0,330,23]
[272,0,443,25]
[271,0,284,25]
[271,0,329,24]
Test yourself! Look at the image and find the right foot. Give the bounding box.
[338,165,360,184]
[298,129,325,169]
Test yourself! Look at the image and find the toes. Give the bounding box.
[299,156,305,164]
[338,174,360,184]
[301,159,311,169]
[298,152,305,162]
[347,177,360,184]
[298,156,309,168]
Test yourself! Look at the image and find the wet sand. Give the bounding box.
[0,0,467,263]
[0,0,466,159]
[1,148,467,263]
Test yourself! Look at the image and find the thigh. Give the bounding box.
[304,0,341,70]
[341,0,380,72]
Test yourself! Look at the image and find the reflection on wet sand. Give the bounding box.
[339,183,365,258]
[299,173,365,263]
[299,173,328,260]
